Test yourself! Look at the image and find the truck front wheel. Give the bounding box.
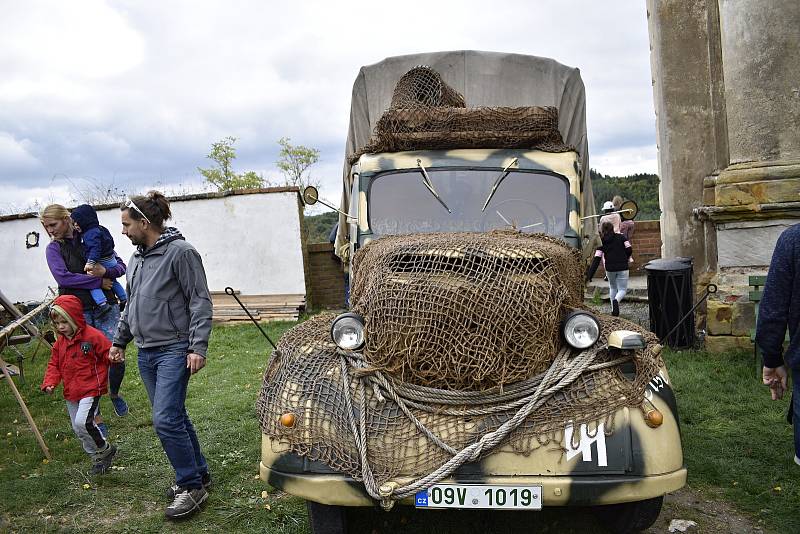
[592,495,664,533]
[306,501,348,534]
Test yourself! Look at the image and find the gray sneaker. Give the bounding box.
[91,443,117,475]
[165,487,208,520]
[166,472,212,500]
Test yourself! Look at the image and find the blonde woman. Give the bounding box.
[40,204,129,417]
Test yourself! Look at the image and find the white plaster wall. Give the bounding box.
[0,191,305,303]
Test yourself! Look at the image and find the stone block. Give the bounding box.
[706,300,732,335]
[705,335,753,354]
[716,222,792,268]
[731,301,756,337]
[715,178,800,207]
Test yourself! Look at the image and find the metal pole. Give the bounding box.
[224,287,278,350]
[658,284,718,346]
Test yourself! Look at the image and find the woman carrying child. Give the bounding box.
[40,204,129,417]
[41,295,118,474]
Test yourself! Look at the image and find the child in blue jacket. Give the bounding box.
[70,204,127,316]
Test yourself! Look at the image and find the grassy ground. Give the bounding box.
[663,348,798,533]
[0,321,306,533]
[1,324,797,533]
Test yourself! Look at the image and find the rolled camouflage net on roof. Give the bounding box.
[349,65,573,164]
[256,312,662,487]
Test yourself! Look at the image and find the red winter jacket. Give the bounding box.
[41,295,112,401]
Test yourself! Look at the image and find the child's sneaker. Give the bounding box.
[166,472,212,501]
[165,487,208,519]
[91,443,117,475]
[611,299,620,317]
[96,302,112,318]
[97,422,109,439]
[111,396,129,417]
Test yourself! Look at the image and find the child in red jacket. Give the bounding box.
[42,295,118,474]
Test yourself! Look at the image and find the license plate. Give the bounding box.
[415,484,542,510]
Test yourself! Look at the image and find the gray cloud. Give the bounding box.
[0,0,657,212]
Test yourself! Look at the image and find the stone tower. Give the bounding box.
[647,0,800,351]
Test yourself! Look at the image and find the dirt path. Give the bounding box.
[647,486,766,533]
[341,485,764,533]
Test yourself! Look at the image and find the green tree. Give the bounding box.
[590,169,661,221]
[276,137,320,191]
[199,136,266,191]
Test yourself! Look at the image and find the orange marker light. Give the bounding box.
[279,413,296,428]
[644,409,663,428]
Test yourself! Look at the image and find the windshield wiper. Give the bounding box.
[496,209,542,230]
[416,159,452,213]
[481,158,519,212]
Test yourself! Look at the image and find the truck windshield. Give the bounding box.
[368,169,568,236]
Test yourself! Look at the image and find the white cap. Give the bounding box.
[602,201,614,211]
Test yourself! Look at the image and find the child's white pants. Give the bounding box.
[65,396,108,456]
[606,270,629,303]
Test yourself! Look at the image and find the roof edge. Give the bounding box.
[0,186,301,223]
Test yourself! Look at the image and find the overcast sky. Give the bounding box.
[0,0,657,214]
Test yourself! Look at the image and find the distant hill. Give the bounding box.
[305,210,338,243]
[590,169,660,221]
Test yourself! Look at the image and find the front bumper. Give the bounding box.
[260,458,687,507]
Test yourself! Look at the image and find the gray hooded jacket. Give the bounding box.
[113,228,213,356]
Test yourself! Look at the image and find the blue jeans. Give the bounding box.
[138,341,208,488]
[84,307,124,396]
[89,258,128,305]
[606,270,630,303]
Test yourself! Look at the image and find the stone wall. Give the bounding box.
[705,288,757,353]
[648,0,800,354]
[307,243,346,310]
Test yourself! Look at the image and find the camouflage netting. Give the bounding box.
[350,231,584,390]
[348,65,573,164]
[257,231,664,498]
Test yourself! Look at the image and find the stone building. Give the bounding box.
[647,0,800,352]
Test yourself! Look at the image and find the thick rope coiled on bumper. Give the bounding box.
[258,313,661,500]
[337,344,612,507]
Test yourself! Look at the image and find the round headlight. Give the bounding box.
[562,311,600,350]
[330,312,365,350]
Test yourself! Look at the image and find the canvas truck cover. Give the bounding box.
[337,50,596,254]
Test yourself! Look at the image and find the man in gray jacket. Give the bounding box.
[110,191,213,520]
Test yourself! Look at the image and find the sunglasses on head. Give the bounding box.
[125,199,151,224]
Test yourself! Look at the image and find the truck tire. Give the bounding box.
[592,496,663,533]
[306,501,348,534]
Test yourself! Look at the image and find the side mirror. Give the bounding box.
[302,185,357,223]
[302,186,319,206]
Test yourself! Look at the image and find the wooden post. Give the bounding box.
[0,356,51,460]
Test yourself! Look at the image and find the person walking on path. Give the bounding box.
[755,223,800,466]
[41,204,129,420]
[109,191,213,520]
[598,200,622,235]
[585,221,633,317]
[41,295,118,474]
[613,195,636,242]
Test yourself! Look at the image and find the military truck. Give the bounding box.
[257,51,685,534]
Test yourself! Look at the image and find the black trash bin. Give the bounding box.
[645,257,694,349]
